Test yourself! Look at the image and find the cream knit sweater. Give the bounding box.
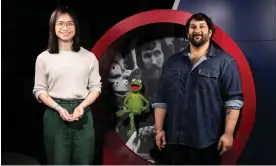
[33,47,102,101]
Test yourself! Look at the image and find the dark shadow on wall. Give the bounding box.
[1,152,41,165]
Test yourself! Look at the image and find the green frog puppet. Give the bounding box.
[116,78,149,137]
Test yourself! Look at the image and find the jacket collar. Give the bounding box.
[182,43,216,58]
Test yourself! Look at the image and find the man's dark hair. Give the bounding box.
[135,39,172,71]
[48,6,81,54]
[185,13,215,38]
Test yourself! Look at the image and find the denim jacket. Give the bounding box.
[152,44,244,148]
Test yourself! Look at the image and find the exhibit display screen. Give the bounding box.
[108,37,188,163]
[100,23,189,163]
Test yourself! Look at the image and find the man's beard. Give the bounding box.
[188,33,209,48]
[145,65,161,80]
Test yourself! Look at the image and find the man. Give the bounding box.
[127,39,172,162]
[136,39,172,100]
[153,13,244,165]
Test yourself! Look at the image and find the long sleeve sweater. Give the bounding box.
[33,47,102,101]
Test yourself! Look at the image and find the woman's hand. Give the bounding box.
[56,106,73,121]
[71,105,85,121]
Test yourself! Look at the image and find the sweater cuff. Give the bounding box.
[89,87,101,94]
[34,90,48,103]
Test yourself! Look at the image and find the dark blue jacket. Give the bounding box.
[152,44,244,148]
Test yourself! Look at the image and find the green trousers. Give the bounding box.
[43,99,95,165]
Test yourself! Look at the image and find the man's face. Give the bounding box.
[141,41,164,79]
[187,19,212,47]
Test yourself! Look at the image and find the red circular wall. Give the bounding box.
[91,9,256,165]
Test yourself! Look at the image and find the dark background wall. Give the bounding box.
[178,0,276,164]
[1,0,175,164]
[2,0,276,164]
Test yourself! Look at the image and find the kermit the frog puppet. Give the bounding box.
[116,78,149,137]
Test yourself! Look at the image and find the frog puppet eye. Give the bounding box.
[137,79,141,82]
[132,79,136,82]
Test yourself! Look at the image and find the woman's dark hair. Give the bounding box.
[185,13,215,38]
[48,6,81,54]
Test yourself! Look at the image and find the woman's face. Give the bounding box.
[55,13,75,42]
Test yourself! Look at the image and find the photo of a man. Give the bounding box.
[106,36,189,163]
[135,39,172,101]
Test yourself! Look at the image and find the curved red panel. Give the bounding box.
[91,9,256,165]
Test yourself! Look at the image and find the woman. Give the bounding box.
[33,6,101,165]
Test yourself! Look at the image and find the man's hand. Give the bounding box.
[155,130,166,151]
[72,105,85,121]
[56,107,73,121]
[217,133,234,155]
